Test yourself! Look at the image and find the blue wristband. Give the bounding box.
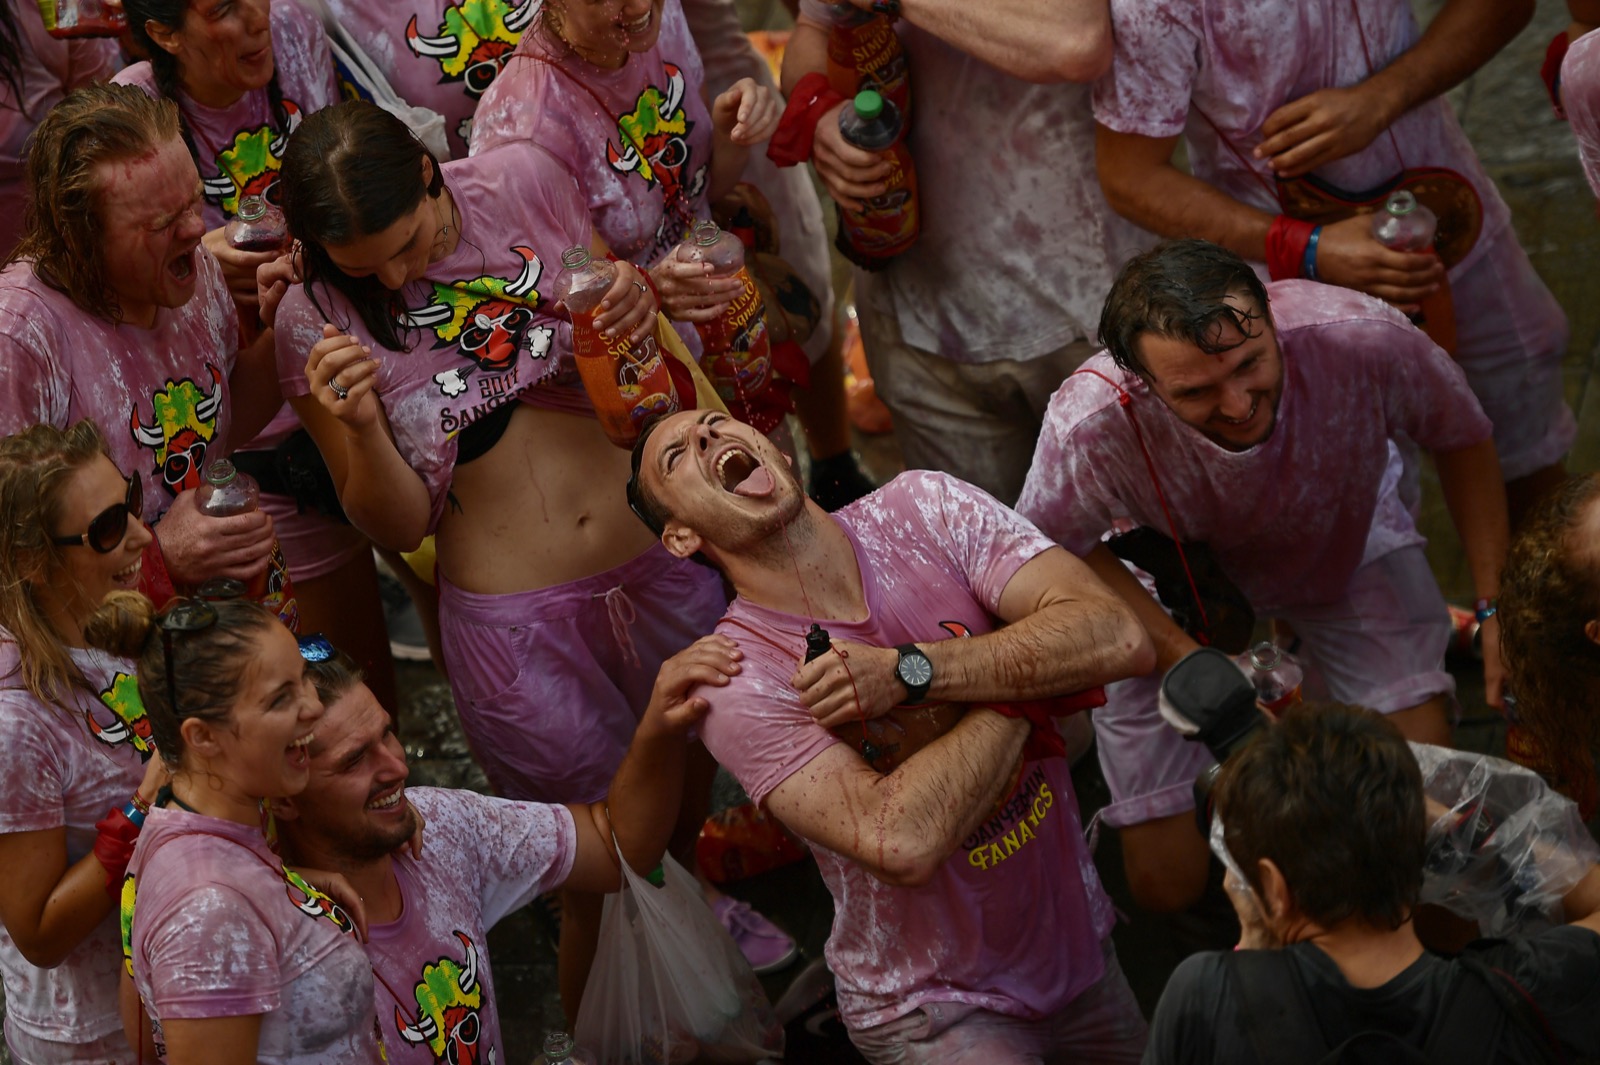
[1301,225,1322,281]
[1474,597,1498,624]
[121,801,147,828]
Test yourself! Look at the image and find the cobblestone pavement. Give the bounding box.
[3,1,1594,1061]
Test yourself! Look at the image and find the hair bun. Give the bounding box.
[83,591,158,659]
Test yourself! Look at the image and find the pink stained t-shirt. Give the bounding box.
[1563,31,1600,200]
[362,787,575,1065]
[469,0,714,271]
[0,251,241,520]
[317,0,534,159]
[0,639,148,1053]
[794,0,1148,364]
[125,807,381,1064]
[113,0,338,232]
[274,141,581,533]
[697,471,1117,1031]
[0,0,119,259]
[1091,0,1512,281]
[1014,281,1493,612]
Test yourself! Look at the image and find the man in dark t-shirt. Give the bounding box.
[1144,702,1600,1065]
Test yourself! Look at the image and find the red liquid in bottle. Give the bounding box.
[823,3,911,126]
[674,221,776,428]
[837,91,919,265]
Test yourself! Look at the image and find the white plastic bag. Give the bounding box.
[296,0,452,161]
[575,850,784,1064]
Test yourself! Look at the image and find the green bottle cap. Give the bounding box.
[854,90,885,121]
[646,863,666,887]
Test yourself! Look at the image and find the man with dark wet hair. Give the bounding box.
[1017,239,1510,915]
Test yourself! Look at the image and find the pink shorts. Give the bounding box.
[259,492,368,583]
[1451,232,1573,481]
[437,543,729,804]
[1095,546,1453,829]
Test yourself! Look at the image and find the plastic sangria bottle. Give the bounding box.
[837,90,919,265]
[1371,190,1457,355]
[557,247,683,449]
[821,2,911,125]
[39,0,126,37]
[195,459,299,631]
[673,220,773,417]
[1235,641,1303,718]
[225,195,289,253]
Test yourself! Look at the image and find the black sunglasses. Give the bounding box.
[50,474,142,554]
[157,598,219,717]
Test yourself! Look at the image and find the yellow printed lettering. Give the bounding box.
[968,848,990,870]
[1017,819,1035,844]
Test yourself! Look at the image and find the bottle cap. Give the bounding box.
[854,89,885,121]
[204,458,237,487]
[560,245,592,270]
[1385,190,1418,216]
[235,195,267,223]
[543,1031,575,1058]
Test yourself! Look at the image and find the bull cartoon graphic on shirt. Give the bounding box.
[608,64,706,255]
[89,671,154,761]
[130,364,223,497]
[282,866,357,935]
[398,247,552,400]
[119,874,137,976]
[406,0,534,103]
[201,101,304,217]
[394,931,492,1065]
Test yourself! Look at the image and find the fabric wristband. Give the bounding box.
[986,689,1108,762]
[136,535,178,611]
[94,807,143,899]
[767,72,846,168]
[1301,225,1323,282]
[1543,31,1571,119]
[1474,597,1498,624]
[1264,215,1316,282]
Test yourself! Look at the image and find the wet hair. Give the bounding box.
[626,417,671,535]
[12,83,183,320]
[1500,474,1600,800]
[305,646,364,708]
[1215,701,1425,931]
[279,100,445,352]
[1097,239,1272,377]
[0,421,119,715]
[0,1,28,118]
[124,0,291,174]
[85,593,281,766]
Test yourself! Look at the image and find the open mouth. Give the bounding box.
[621,8,652,35]
[714,445,774,498]
[112,558,141,588]
[366,785,406,812]
[287,730,315,769]
[168,248,196,284]
[1215,397,1260,428]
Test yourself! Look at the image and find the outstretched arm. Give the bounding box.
[1433,438,1508,706]
[764,708,1032,886]
[1256,0,1535,177]
[836,0,1111,83]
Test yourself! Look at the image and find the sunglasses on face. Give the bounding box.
[50,474,143,554]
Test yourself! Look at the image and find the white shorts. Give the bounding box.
[1095,545,1454,828]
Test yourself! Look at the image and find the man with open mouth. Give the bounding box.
[627,407,1156,1062]
[0,83,284,609]
[1016,239,1510,921]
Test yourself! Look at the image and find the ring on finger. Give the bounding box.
[632,280,648,297]
[329,377,350,401]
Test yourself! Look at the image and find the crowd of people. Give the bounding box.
[2,0,1600,1062]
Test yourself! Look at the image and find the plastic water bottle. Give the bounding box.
[821,1,910,124]
[1235,641,1303,718]
[533,1030,596,1065]
[557,247,684,450]
[673,220,774,420]
[224,195,288,253]
[837,90,919,266]
[195,459,298,630]
[1371,190,1457,354]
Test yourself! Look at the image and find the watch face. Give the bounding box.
[899,652,933,688]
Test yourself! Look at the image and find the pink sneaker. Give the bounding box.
[713,896,799,975]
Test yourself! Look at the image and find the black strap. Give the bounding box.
[1452,954,1566,1064]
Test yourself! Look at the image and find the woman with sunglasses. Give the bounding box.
[113,0,398,705]
[0,421,167,1065]
[268,99,747,1017]
[90,592,382,1064]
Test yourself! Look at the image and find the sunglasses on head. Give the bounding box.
[50,474,142,554]
[157,597,219,719]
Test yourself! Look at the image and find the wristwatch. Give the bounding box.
[895,643,933,704]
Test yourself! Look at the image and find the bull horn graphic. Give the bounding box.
[455,931,479,994]
[87,713,131,745]
[505,247,542,299]
[661,63,685,118]
[504,0,536,34]
[130,404,165,449]
[406,14,461,58]
[608,139,642,174]
[395,1006,438,1045]
[195,364,224,425]
[400,303,455,330]
[202,173,234,200]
